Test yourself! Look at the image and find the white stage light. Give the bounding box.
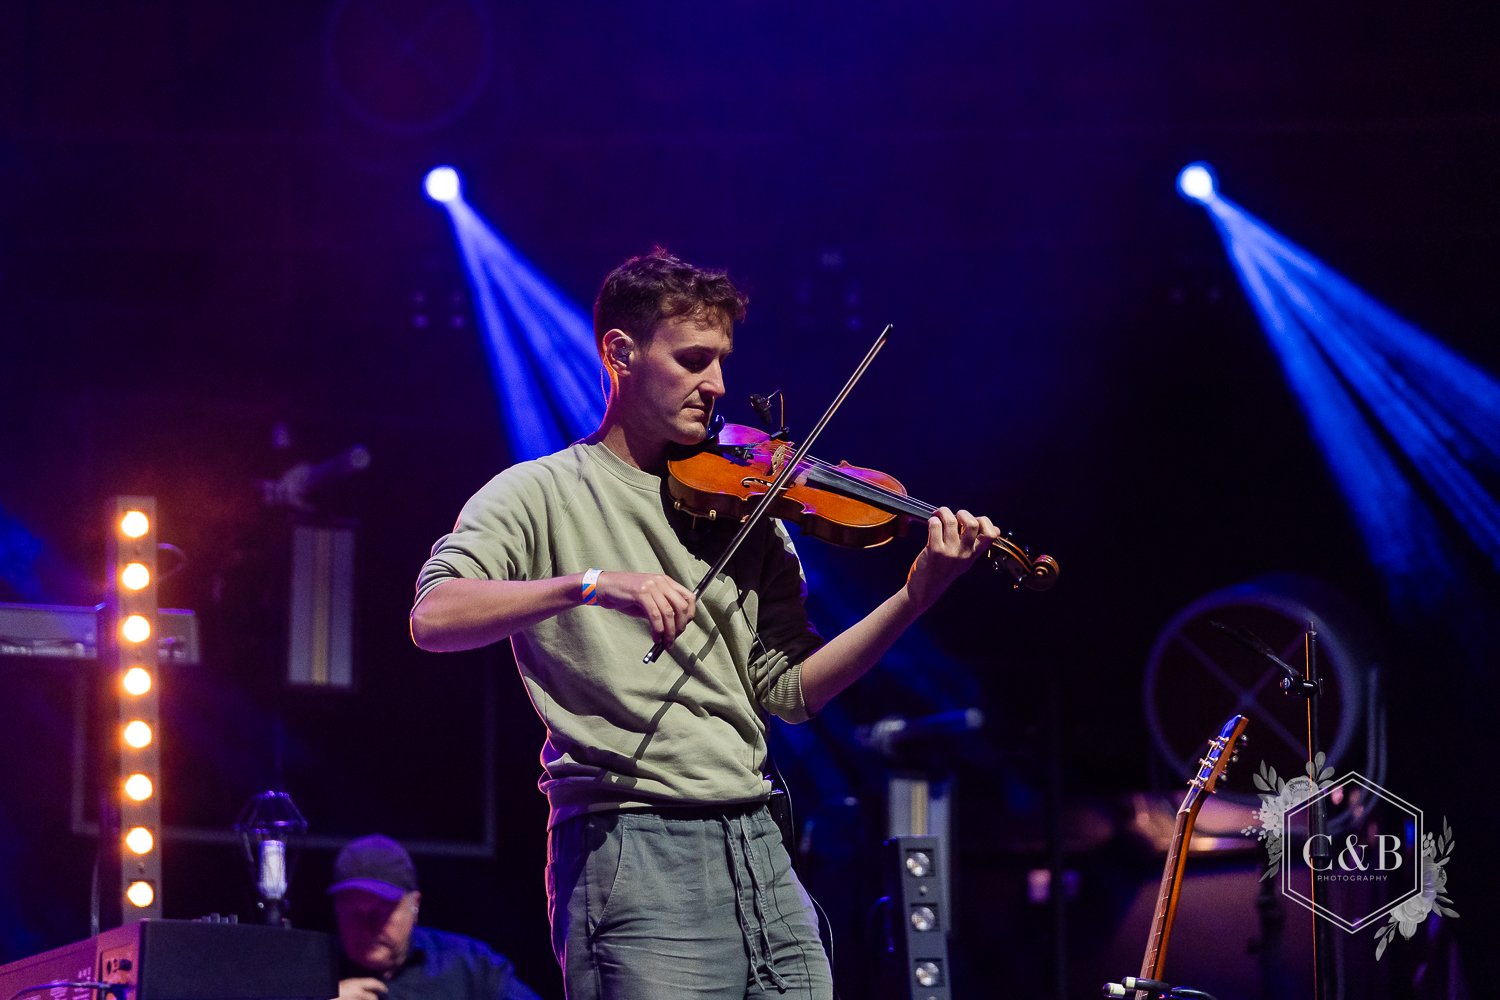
[424,166,462,203]
[1177,162,1218,203]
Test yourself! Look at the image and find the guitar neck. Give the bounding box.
[1130,713,1246,1000]
[1137,805,1200,992]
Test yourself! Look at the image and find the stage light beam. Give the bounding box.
[425,166,462,204]
[1177,162,1218,203]
[1187,173,1500,618]
[430,195,605,460]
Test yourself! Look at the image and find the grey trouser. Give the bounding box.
[546,802,834,999]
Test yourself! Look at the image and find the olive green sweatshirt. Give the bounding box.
[415,440,822,827]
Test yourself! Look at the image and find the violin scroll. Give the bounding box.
[987,536,1060,592]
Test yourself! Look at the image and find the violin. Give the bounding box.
[665,422,1059,591]
[642,327,1054,664]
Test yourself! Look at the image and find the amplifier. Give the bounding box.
[1,920,337,1000]
[0,934,96,1000]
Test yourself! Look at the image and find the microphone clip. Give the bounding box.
[748,391,790,440]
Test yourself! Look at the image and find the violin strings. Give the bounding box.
[754,438,938,516]
[759,444,1018,570]
[795,452,936,517]
[799,455,929,511]
[756,441,1027,575]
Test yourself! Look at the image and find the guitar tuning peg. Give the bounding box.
[1238,734,1250,745]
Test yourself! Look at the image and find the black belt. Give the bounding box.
[630,798,768,822]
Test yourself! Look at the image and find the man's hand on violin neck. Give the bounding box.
[904,507,1000,610]
[592,571,698,644]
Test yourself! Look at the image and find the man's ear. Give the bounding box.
[603,330,635,373]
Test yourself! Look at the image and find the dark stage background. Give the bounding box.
[1,3,1496,998]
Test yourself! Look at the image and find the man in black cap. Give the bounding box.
[330,834,541,1000]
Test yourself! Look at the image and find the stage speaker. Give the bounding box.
[880,835,952,1000]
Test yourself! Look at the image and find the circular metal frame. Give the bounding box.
[1144,575,1381,797]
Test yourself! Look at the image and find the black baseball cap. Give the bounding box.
[329,834,418,900]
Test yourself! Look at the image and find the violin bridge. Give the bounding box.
[770,443,790,478]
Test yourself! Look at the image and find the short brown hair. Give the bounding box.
[592,248,748,353]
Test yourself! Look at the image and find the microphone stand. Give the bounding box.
[1293,624,1337,1000]
[1209,619,1334,1000]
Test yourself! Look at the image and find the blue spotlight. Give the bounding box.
[424,166,462,204]
[431,197,603,460]
[1177,162,1218,203]
[1189,185,1500,616]
[0,506,45,599]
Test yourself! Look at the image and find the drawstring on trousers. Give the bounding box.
[722,814,790,993]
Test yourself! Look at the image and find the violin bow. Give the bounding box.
[643,324,892,664]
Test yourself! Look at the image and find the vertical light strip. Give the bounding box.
[310,529,334,686]
[288,524,355,688]
[111,495,161,921]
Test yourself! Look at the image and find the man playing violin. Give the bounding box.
[410,248,1000,1000]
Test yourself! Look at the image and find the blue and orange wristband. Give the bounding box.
[580,567,602,606]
